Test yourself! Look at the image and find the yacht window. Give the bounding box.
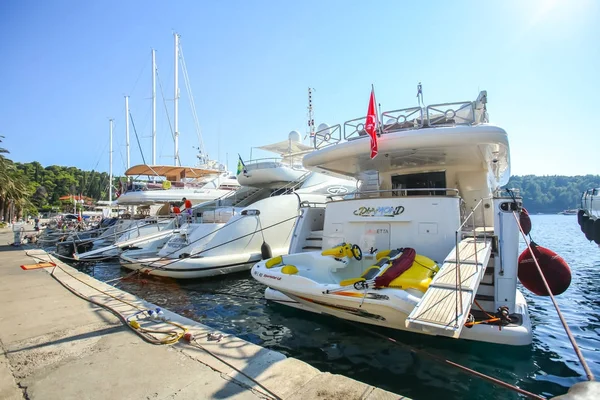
[391,171,446,196]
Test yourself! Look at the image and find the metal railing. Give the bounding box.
[312,92,488,149]
[426,101,476,127]
[269,171,312,197]
[342,187,460,200]
[241,157,305,171]
[452,198,489,327]
[382,107,425,132]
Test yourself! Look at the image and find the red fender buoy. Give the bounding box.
[520,208,532,236]
[518,244,571,296]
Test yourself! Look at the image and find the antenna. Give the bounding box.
[416,82,424,107]
[307,87,315,140]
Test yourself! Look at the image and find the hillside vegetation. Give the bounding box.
[1,142,598,220]
[506,175,600,213]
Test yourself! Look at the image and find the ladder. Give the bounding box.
[405,237,493,337]
[406,198,493,338]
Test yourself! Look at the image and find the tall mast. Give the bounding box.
[109,119,113,203]
[151,48,156,165]
[173,33,180,166]
[125,95,130,169]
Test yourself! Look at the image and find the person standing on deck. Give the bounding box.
[182,197,192,222]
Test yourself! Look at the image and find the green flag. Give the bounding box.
[237,154,246,175]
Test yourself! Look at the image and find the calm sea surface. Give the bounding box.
[71,215,600,399]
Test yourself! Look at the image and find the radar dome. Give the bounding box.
[317,123,330,134]
[288,130,301,142]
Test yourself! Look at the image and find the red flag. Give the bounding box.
[365,87,379,159]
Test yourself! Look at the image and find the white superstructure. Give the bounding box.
[237,131,313,189]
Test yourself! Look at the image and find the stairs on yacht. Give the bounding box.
[358,170,380,197]
[270,171,312,196]
[302,230,323,251]
[406,237,493,338]
[231,187,265,207]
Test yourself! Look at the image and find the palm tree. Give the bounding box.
[0,136,33,223]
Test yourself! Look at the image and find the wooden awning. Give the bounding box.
[124,164,219,182]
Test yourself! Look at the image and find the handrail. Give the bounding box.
[269,170,312,197]
[343,188,460,199]
[312,92,488,150]
[453,197,489,326]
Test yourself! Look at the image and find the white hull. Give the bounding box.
[238,163,306,188]
[116,187,236,205]
[119,194,326,279]
[262,287,531,346]
[120,251,278,278]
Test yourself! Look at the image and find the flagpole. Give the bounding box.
[372,84,381,136]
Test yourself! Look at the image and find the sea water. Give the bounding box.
[81,215,600,399]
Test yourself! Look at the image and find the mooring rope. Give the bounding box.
[512,211,594,381]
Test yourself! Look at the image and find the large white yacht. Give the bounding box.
[251,91,534,346]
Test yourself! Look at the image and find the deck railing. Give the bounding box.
[313,91,488,149]
[453,198,489,326]
[341,188,460,199]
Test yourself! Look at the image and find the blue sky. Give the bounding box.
[1,0,598,176]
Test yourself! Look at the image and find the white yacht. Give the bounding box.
[237,131,314,189]
[119,172,356,278]
[116,164,240,206]
[251,91,534,346]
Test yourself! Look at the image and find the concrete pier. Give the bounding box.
[0,228,405,399]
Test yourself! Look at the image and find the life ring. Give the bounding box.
[162,180,172,190]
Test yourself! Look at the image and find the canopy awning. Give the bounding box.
[59,195,94,201]
[257,139,313,155]
[124,164,219,181]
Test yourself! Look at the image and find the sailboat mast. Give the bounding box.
[125,95,130,169]
[151,48,156,165]
[173,33,180,166]
[109,118,113,203]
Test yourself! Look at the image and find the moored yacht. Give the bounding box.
[119,170,356,278]
[251,90,534,346]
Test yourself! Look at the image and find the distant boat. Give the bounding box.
[559,209,578,215]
